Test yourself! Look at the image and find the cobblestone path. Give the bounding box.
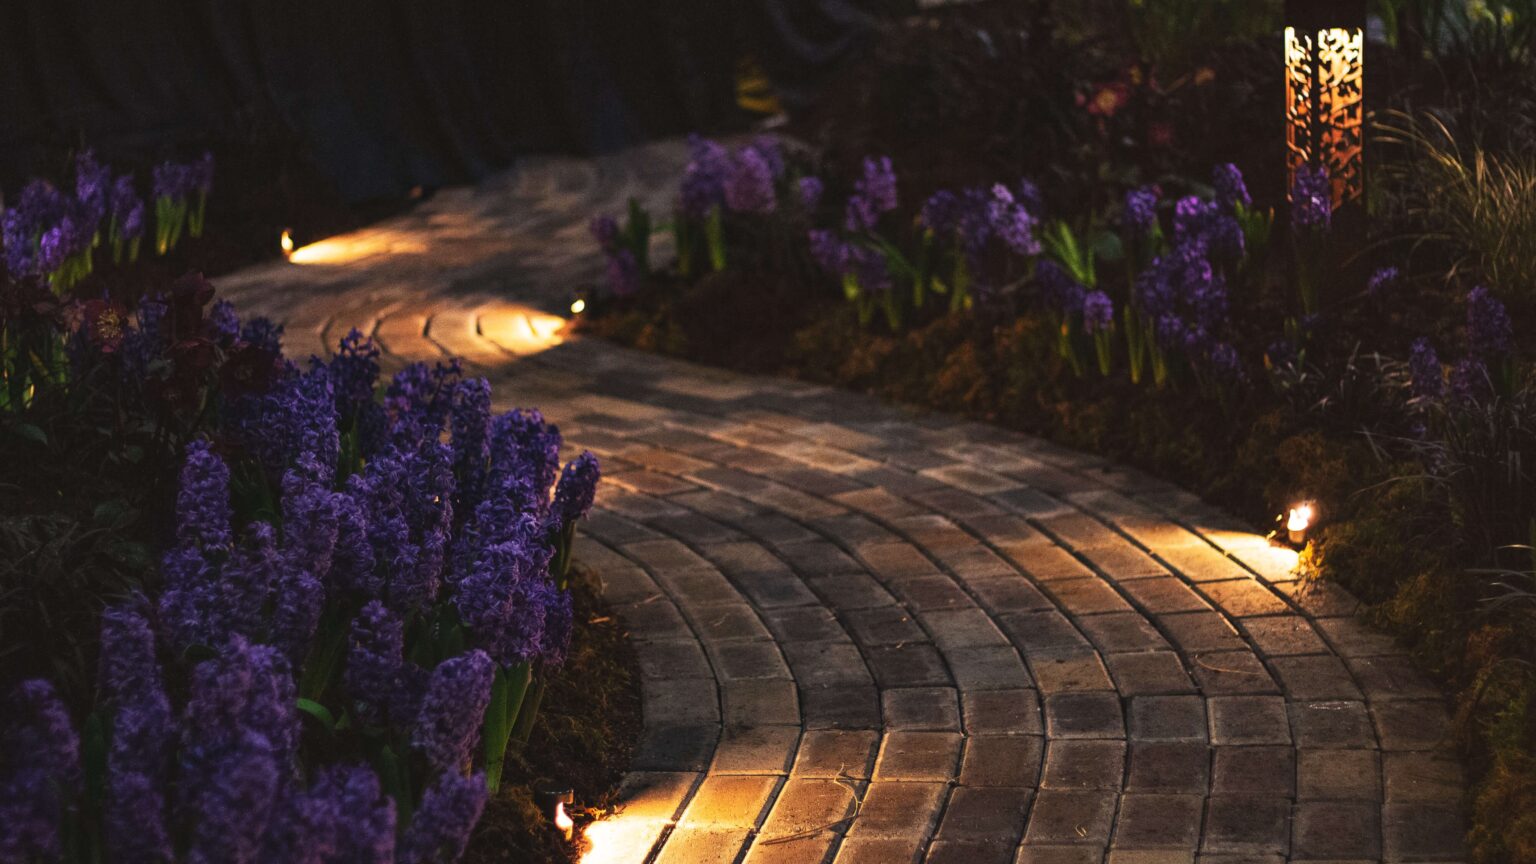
[218,142,1469,864]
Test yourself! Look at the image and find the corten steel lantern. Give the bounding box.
[1285,0,1367,209]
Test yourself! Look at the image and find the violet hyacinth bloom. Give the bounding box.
[152,161,191,202]
[551,450,601,534]
[988,184,1041,256]
[386,359,462,442]
[541,588,575,668]
[0,679,80,864]
[454,537,551,666]
[330,485,380,597]
[588,214,619,250]
[1035,260,1084,315]
[263,764,396,864]
[207,299,241,343]
[489,408,563,509]
[1367,266,1401,296]
[1123,186,1160,235]
[1172,195,1217,240]
[1291,165,1332,232]
[1082,291,1115,334]
[797,176,824,212]
[176,439,234,552]
[241,316,284,355]
[1408,338,1444,401]
[328,328,382,420]
[98,606,175,864]
[749,135,786,179]
[399,772,489,864]
[1450,357,1488,402]
[723,147,778,214]
[844,156,898,232]
[1207,342,1244,382]
[345,601,416,727]
[679,135,730,218]
[1466,285,1513,358]
[413,650,495,774]
[111,174,146,241]
[192,151,216,196]
[808,230,848,274]
[451,377,493,510]
[38,216,88,274]
[1212,163,1251,209]
[605,248,641,297]
[75,149,112,229]
[920,190,959,235]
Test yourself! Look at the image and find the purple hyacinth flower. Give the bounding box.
[97,607,174,862]
[797,176,824,212]
[679,135,729,218]
[920,190,959,235]
[183,729,281,864]
[37,216,86,274]
[454,539,550,666]
[398,772,489,864]
[1212,163,1251,209]
[1,680,80,863]
[1035,260,1084,315]
[1123,186,1160,235]
[152,161,189,202]
[988,184,1040,256]
[748,135,786,179]
[723,147,778,215]
[1450,357,1488,403]
[551,450,601,533]
[1408,338,1444,401]
[207,299,241,343]
[856,156,898,214]
[193,152,215,196]
[1014,178,1045,217]
[263,764,396,864]
[412,651,495,775]
[1207,342,1244,382]
[605,249,641,297]
[328,328,382,419]
[1172,195,1218,240]
[808,230,848,274]
[176,439,234,553]
[1082,291,1115,334]
[451,377,493,508]
[241,317,284,355]
[540,588,575,668]
[588,214,620,250]
[1291,165,1332,232]
[1367,266,1401,296]
[1206,215,1246,262]
[1466,285,1513,358]
[345,601,410,727]
[75,149,112,229]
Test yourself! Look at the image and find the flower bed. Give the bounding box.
[577,4,1536,860]
[2,154,628,862]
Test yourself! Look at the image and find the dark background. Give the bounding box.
[0,0,884,203]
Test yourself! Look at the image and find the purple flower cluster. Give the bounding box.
[152,153,214,203]
[2,180,91,279]
[1409,338,1444,401]
[1291,164,1332,232]
[987,184,1041,256]
[1136,229,1231,360]
[680,135,730,218]
[413,651,495,774]
[723,147,778,214]
[798,176,824,212]
[844,156,898,232]
[1212,163,1251,209]
[0,679,79,863]
[588,214,620,250]
[1123,186,1160,236]
[1082,291,1115,334]
[605,249,641,297]
[551,450,602,534]
[1036,260,1085,316]
[1367,266,1401,296]
[398,773,488,864]
[1466,285,1513,358]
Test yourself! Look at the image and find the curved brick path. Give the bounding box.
[218,141,1469,864]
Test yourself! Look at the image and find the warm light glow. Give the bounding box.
[580,816,666,864]
[280,230,294,257]
[287,233,428,266]
[1285,25,1364,207]
[1287,503,1314,533]
[570,298,586,315]
[554,802,574,839]
[477,305,569,355]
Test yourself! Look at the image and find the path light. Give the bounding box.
[1285,0,1366,209]
[536,786,575,841]
[1287,502,1314,546]
[280,229,294,259]
[570,298,586,315]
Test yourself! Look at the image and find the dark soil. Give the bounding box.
[464,564,643,864]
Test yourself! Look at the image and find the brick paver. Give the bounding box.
[219,144,1469,863]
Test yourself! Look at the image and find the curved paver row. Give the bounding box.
[217,142,1469,864]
